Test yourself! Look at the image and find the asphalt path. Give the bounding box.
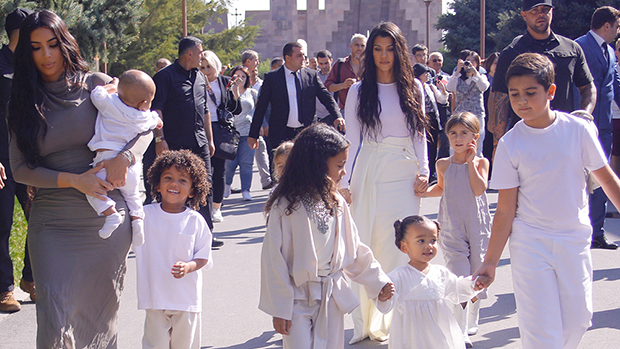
[1,166,620,348]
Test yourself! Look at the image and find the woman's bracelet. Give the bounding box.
[120,150,135,166]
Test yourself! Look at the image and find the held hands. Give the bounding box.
[273,317,291,335]
[156,118,163,129]
[414,174,429,197]
[248,137,259,149]
[472,262,496,290]
[378,282,395,302]
[102,153,130,188]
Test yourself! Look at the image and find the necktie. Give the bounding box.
[603,42,610,68]
[292,71,303,123]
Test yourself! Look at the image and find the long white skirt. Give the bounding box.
[349,137,422,343]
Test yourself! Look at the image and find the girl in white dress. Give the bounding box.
[260,124,394,349]
[375,216,487,349]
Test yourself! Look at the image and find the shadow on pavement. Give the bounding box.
[210,331,280,349]
[473,326,520,349]
[591,307,620,331]
[480,293,516,325]
[593,267,620,282]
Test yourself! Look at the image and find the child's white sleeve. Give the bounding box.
[191,215,213,270]
[258,205,295,321]
[90,85,113,114]
[581,121,608,172]
[443,269,480,305]
[374,273,397,314]
[489,138,520,190]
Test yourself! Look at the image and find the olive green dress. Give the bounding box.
[9,72,132,348]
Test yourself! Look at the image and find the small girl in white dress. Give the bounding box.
[375,216,487,349]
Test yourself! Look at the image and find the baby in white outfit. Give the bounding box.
[87,69,162,246]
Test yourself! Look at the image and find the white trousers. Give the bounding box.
[282,299,345,349]
[142,309,201,349]
[509,234,592,349]
[86,151,144,219]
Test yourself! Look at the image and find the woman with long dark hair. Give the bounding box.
[8,10,137,347]
[341,22,429,343]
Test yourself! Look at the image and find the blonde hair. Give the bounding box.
[445,112,480,134]
[272,141,294,180]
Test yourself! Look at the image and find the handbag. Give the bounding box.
[208,83,240,160]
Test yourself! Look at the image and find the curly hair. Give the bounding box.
[8,10,90,166]
[357,22,426,140]
[265,124,350,217]
[147,150,210,210]
[394,215,441,250]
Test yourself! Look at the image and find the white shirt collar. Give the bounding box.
[283,64,298,76]
[589,30,607,48]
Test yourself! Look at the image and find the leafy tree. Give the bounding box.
[109,0,258,77]
[436,0,620,66]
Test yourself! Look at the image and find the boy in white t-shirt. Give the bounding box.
[473,53,620,349]
[136,150,213,349]
[87,70,162,246]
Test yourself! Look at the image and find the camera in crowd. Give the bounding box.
[460,60,473,80]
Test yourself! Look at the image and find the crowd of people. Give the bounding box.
[1,0,620,348]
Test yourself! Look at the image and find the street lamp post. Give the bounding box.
[423,0,433,50]
[481,0,486,59]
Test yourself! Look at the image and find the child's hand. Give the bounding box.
[273,317,291,335]
[378,282,395,302]
[414,174,429,197]
[171,261,189,279]
[156,118,163,129]
[465,139,477,164]
[103,77,119,94]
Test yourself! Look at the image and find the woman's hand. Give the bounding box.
[414,174,429,197]
[456,59,465,72]
[69,162,114,200]
[102,153,130,188]
[273,317,291,335]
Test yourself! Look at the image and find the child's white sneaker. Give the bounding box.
[99,212,123,239]
[131,219,145,247]
[212,209,224,222]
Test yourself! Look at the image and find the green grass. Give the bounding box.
[8,199,28,285]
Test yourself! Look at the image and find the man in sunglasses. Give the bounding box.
[489,0,595,148]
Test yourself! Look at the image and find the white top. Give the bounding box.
[283,65,303,128]
[135,204,213,312]
[233,88,258,136]
[208,79,222,122]
[446,70,489,93]
[252,76,263,91]
[87,86,160,152]
[490,112,607,241]
[310,212,336,277]
[375,264,479,349]
[343,80,429,187]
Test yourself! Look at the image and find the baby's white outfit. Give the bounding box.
[491,112,607,349]
[134,203,213,349]
[375,264,480,349]
[87,85,160,244]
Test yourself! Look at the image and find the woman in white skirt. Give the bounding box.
[341,21,429,344]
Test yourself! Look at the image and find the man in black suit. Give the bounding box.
[248,42,344,150]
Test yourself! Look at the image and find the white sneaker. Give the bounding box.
[212,209,224,222]
[224,184,231,198]
[242,190,252,201]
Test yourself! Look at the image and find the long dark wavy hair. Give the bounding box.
[357,22,426,139]
[7,10,90,166]
[265,123,350,217]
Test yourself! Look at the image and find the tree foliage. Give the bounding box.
[436,0,620,65]
[109,0,258,77]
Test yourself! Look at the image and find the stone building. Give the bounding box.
[246,0,446,61]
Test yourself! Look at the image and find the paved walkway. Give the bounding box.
[1,167,620,348]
